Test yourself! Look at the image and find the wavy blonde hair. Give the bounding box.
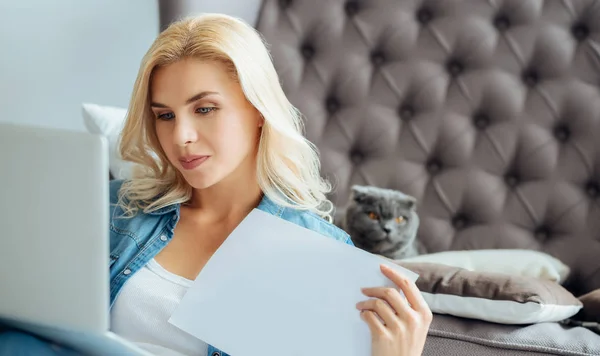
[117,13,334,221]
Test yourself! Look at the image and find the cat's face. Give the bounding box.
[344,185,419,257]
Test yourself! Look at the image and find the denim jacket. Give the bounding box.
[108,179,353,356]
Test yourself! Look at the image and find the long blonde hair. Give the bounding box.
[117,13,334,221]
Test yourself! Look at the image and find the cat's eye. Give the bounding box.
[395,216,405,223]
[368,212,379,220]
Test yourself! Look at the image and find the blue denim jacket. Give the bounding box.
[108,179,353,356]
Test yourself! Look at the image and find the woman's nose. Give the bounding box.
[173,116,198,146]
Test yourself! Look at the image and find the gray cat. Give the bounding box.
[342,185,422,260]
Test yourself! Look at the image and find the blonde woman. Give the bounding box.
[0,14,431,356]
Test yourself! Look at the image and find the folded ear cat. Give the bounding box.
[342,185,424,260]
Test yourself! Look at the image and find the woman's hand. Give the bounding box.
[356,264,432,356]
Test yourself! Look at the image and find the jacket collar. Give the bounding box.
[146,193,285,218]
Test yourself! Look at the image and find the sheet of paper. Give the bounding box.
[169,209,419,356]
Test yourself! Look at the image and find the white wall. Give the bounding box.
[0,0,159,132]
[158,0,263,30]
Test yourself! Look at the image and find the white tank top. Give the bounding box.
[110,259,208,356]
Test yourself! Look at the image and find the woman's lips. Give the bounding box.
[179,155,210,170]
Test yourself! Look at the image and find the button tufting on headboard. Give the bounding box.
[534,226,551,243]
[370,50,385,66]
[344,1,360,16]
[416,7,433,24]
[398,105,414,121]
[504,172,520,189]
[278,0,292,9]
[426,159,442,175]
[256,0,600,295]
[571,22,590,41]
[553,124,571,143]
[586,181,600,199]
[300,43,315,60]
[493,14,510,31]
[446,59,464,77]
[349,149,364,165]
[473,113,490,130]
[522,69,539,87]
[451,214,469,230]
[325,97,340,114]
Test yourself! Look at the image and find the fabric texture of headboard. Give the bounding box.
[255,0,600,295]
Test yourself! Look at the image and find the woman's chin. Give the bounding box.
[181,172,221,190]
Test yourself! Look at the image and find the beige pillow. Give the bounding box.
[397,262,582,325]
[399,249,570,283]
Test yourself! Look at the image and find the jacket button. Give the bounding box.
[211,352,221,356]
[123,269,132,275]
[160,235,168,241]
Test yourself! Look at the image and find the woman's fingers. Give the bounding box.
[380,264,430,314]
[356,297,399,329]
[360,310,388,337]
[359,264,433,356]
[360,286,413,321]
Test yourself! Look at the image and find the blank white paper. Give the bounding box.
[168,209,419,356]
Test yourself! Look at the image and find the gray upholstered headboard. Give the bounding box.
[255,0,600,295]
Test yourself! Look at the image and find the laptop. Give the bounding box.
[0,122,151,355]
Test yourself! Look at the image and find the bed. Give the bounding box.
[251,0,600,354]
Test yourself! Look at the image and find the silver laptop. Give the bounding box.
[0,122,151,355]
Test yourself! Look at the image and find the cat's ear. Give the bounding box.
[350,185,369,203]
[404,196,417,210]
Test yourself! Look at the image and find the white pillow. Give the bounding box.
[399,249,570,283]
[397,261,582,325]
[422,293,581,325]
[81,103,134,180]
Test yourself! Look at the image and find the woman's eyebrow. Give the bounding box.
[150,91,220,108]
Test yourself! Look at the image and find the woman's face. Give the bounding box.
[151,58,262,190]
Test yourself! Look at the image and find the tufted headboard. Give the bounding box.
[255,0,600,295]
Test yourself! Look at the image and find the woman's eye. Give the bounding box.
[157,112,175,121]
[196,107,216,115]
